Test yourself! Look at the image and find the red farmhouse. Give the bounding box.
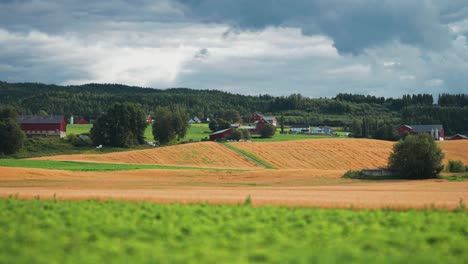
[209,128,233,141]
[397,124,444,140]
[447,134,468,140]
[76,119,89,124]
[17,115,67,138]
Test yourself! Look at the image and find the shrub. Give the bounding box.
[343,170,363,179]
[260,124,276,138]
[239,129,251,139]
[226,130,243,141]
[388,133,444,179]
[66,134,92,147]
[447,160,465,173]
[0,106,25,155]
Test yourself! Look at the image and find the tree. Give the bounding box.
[90,103,147,147]
[280,113,285,133]
[0,106,25,155]
[216,119,231,130]
[388,133,444,179]
[152,106,190,144]
[373,123,398,141]
[208,119,218,132]
[260,124,276,138]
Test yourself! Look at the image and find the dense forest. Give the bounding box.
[0,81,467,135]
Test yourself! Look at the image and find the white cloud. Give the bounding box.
[425,79,444,87]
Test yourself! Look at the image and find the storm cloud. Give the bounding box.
[0,0,467,97]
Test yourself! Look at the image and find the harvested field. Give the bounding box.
[32,142,258,169]
[231,138,468,170]
[0,167,467,209]
[438,140,468,164]
[230,139,394,170]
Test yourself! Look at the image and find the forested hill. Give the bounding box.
[1,81,467,134]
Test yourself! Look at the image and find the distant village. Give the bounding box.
[15,113,468,142]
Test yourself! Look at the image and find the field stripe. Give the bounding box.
[221,143,278,169]
[0,159,247,172]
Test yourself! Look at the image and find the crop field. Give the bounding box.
[438,140,468,165]
[2,138,468,209]
[32,142,259,169]
[230,139,394,170]
[0,159,239,172]
[1,166,467,209]
[1,198,467,264]
[230,139,468,170]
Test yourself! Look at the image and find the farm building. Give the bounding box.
[447,134,468,140]
[251,113,277,126]
[209,128,233,141]
[146,115,153,123]
[290,124,310,134]
[397,124,444,140]
[309,127,324,134]
[17,115,67,138]
[188,117,202,124]
[76,119,89,125]
[264,116,277,126]
[322,126,334,135]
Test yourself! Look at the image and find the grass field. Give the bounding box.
[67,123,211,142]
[1,198,467,263]
[0,159,241,172]
[67,124,348,143]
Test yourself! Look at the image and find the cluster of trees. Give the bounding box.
[438,94,467,107]
[90,103,190,147]
[90,103,148,148]
[0,106,25,155]
[349,118,399,141]
[1,81,467,134]
[152,106,189,144]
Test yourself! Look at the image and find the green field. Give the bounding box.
[0,159,242,172]
[67,124,349,143]
[1,198,467,263]
[68,123,211,142]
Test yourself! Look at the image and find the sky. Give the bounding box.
[0,0,467,97]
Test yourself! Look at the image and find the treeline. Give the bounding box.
[1,81,467,134]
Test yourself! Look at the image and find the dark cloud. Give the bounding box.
[176,0,457,54]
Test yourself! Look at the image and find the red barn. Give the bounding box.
[397,124,444,140]
[447,134,468,140]
[17,115,67,138]
[209,128,233,141]
[76,119,89,124]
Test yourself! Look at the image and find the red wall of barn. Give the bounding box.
[209,129,232,141]
[397,126,413,137]
[20,117,66,132]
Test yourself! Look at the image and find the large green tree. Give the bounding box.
[90,103,147,147]
[152,106,189,144]
[260,124,276,138]
[388,133,444,179]
[0,106,25,155]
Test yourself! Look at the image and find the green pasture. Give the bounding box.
[1,198,467,264]
[0,159,241,172]
[67,124,349,143]
[67,123,211,142]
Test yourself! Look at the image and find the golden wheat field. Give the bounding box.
[438,140,468,164]
[34,139,468,171]
[1,167,467,209]
[231,139,468,170]
[230,139,394,170]
[32,142,259,169]
[3,138,468,209]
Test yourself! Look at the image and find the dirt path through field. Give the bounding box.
[1,167,466,210]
